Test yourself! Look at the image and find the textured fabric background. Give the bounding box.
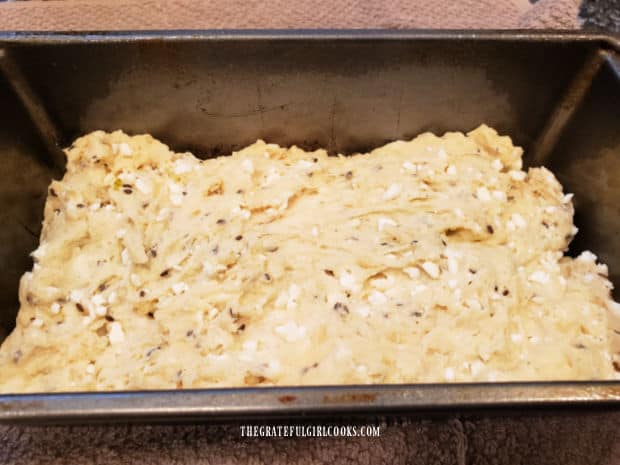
[0,0,581,30]
[2,412,620,464]
[579,0,620,31]
[0,0,619,464]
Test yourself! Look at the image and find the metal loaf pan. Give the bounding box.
[0,31,619,424]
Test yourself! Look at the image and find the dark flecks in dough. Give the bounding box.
[302,362,319,374]
[333,302,349,315]
[146,346,161,357]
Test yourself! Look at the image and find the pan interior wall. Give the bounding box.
[0,37,616,342]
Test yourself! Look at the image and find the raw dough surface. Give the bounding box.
[1,125,619,392]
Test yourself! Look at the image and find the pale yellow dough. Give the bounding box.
[1,125,619,392]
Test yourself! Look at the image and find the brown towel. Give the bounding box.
[0,0,580,31]
[1,0,617,464]
[1,412,619,464]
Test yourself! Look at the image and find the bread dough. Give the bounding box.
[0,125,618,392]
